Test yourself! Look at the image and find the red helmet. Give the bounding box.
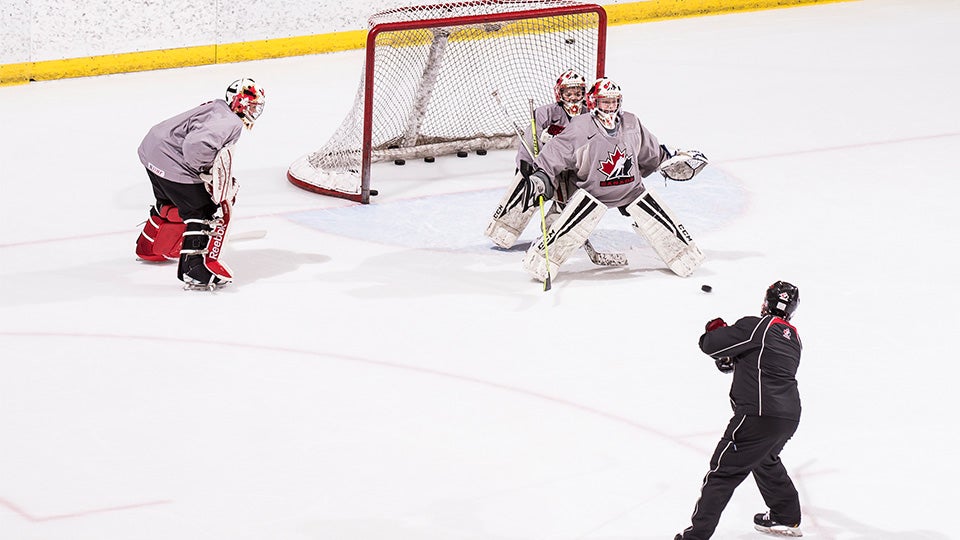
[226,78,266,129]
[554,69,586,116]
[586,78,622,129]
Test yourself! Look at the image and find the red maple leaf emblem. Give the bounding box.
[598,146,630,177]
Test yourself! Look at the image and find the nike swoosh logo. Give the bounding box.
[587,134,596,140]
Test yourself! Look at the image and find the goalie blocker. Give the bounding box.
[522,187,704,282]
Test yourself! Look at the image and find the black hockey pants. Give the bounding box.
[146,169,218,221]
[681,414,800,540]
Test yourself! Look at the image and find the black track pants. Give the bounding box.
[681,414,800,540]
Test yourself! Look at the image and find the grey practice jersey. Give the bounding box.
[138,99,243,185]
[515,102,575,168]
[533,112,667,208]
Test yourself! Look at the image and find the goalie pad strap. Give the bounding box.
[178,202,233,282]
[624,189,704,277]
[522,189,606,282]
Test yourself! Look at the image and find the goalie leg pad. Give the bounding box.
[485,171,537,248]
[623,189,704,277]
[177,205,233,288]
[522,189,606,282]
[136,204,186,262]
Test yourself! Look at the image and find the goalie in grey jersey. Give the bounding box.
[485,70,587,250]
[520,77,710,282]
[134,78,266,289]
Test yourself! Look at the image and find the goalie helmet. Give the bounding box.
[554,69,586,116]
[586,78,622,130]
[761,281,800,321]
[225,78,266,129]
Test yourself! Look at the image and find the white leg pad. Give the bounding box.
[485,171,537,248]
[522,189,606,282]
[624,188,704,277]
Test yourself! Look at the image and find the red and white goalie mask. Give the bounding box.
[226,78,266,129]
[554,69,587,116]
[586,78,622,130]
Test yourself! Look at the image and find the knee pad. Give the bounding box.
[522,189,606,282]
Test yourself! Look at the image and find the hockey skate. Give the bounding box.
[754,511,802,537]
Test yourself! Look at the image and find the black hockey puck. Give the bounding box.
[394,159,406,166]
[477,148,488,156]
[424,156,435,163]
[456,150,468,158]
[701,284,713,293]
[370,189,379,196]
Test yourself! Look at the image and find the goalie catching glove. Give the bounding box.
[659,146,708,182]
[519,160,554,211]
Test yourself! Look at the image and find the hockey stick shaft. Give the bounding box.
[529,98,551,290]
[491,90,535,158]
[538,195,551,291]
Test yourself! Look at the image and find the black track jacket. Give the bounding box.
[699,315,802,421]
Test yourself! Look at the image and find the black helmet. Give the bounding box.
[762,281,799,320]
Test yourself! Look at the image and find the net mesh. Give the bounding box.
[289,0,604,200]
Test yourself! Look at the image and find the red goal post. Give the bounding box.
[287,0,607,203]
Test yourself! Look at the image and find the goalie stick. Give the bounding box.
[583,240,628,266]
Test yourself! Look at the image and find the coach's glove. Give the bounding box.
[705,317,727,332]
[519,161,554,209]
[715,357,735,374]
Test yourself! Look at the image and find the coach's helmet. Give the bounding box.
[226,78,266,129]
[586,78,622,130]
[761,281,800,321]
[554,69,587,116]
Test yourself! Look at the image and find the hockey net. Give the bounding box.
[287,0,606,203]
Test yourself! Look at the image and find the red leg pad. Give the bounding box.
[136,205,186,261]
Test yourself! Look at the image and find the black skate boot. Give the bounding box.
[754,511,802,537]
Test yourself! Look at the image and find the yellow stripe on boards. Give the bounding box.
[604,0,856,26]
[0,0,855,86]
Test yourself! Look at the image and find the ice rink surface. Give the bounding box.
[1,1,958,538]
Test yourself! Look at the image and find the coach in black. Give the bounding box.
[675,281,804,540]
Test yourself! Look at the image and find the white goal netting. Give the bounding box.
[288,0,607,203]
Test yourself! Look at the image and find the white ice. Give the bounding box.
[1,1,959,539]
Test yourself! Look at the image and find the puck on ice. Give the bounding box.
[456,150,468,158]
[477,148,488,156]
[394,159,405,166]
[424,156,435,163]
[701,284,713,293]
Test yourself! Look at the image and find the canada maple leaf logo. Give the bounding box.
[597,146,635,186]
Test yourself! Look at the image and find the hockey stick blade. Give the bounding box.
[583,239,628,266]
